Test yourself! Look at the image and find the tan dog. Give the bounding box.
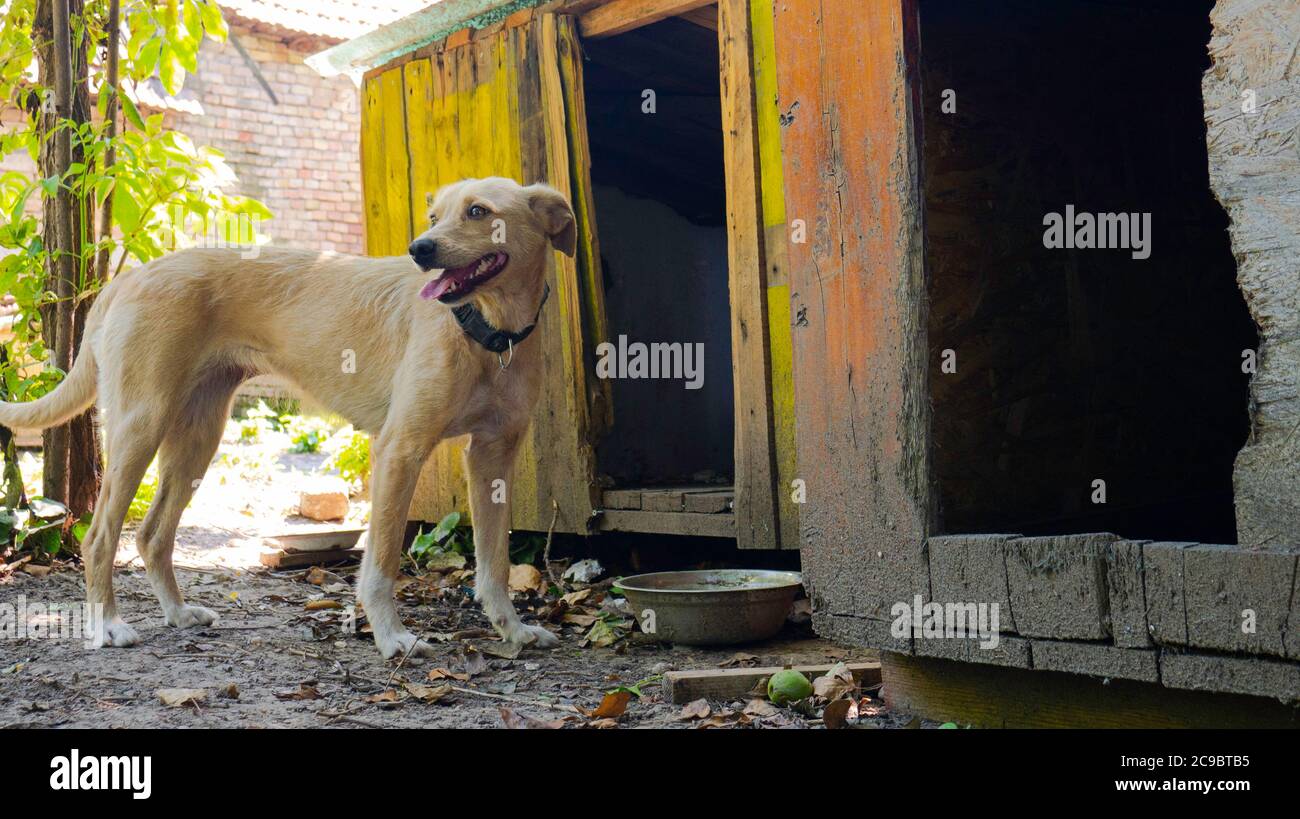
[0,177,574,658]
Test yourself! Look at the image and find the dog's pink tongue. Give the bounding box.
[420,275,453,301]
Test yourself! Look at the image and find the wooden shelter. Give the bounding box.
[317,0,1300,722]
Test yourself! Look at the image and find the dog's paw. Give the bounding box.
[86,619,140,648]
[165,605,219,629]
[506,623,559,649]
[376,630,438,660]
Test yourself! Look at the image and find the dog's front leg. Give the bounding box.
[466,429,558,648]
[359,427,438,659]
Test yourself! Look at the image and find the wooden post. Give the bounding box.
[773,0,932,629]
[719,0,780,549]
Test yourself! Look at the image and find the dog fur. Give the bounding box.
[0,177,575,658]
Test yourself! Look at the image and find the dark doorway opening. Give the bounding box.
[582,13,734,495]
[920,0,1257,543]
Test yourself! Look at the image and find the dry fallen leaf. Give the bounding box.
[822,697,858,729]
[427,667,471,682]
[589,690,633,719]
[743,699,780,718]
[812,661,856,701]
[403,683,452,703]
[305,599,342,611]
[719,652,759,668]
[678,698,711,720]
[560,589,592,607]
[217,683,240,700]
[499,707,565,729]
[364,689,403,704]
[508,563,544,593]
[275,683,322,701]
[157,688,208,707]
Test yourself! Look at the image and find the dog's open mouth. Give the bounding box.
[419,252,509,302]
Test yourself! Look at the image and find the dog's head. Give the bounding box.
[407,177,575,305]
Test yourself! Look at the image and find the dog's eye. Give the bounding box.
[428,215,438,227]
[467,204,488,219]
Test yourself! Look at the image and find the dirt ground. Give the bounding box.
[0,424,908,729]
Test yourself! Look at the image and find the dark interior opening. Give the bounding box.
[582,13,735,488]
[920,0,1258,543]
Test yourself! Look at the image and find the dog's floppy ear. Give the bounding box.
[527,185,576,257]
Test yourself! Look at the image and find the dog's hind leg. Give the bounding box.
[82,409,167,647]
[136,374,237,628]
[466,429,557,648]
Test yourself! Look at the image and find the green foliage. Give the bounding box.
[508,533,545,566]
[409,511,474,566]
[125,460,158,522]
[0,0,272,405]
[0,493,71,556]
[325,429,370,487]
[285,416,331,454]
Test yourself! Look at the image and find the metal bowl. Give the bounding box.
[614,569,803,646]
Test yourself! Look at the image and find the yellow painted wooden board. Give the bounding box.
[751,0,798,549]
[359,15,608,535]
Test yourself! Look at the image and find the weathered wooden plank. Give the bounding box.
[595,509,734,539]
[1030,640,1159,684]
[881,651,1298,728]
[927,534,1019,633]
[719,0,779,550]
[811,613,912,656]
[912,633,1031,669]
[640,489,685,513]
[578,0,715,39]
[1161,650,1300,704]
[750,0,797,551]
[1105,539,1151,648]
[1203,0,1300,551]
[601,489,642,510]
[259,547,364,570]
[682,489,733,514]
[774,0,931,622]
[1182,543,1297,657]
[664,662,880,704]
[1143,541,1193,646]
[1004,533,1115,640]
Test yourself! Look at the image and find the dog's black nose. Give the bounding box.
[409,238,437,265]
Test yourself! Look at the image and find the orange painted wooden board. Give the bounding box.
[773,0,932,622]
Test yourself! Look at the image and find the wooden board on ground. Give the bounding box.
[664,662,880,704]
[259,547,364,570]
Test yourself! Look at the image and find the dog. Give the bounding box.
[0,177,575,658]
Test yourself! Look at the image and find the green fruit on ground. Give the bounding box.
[767,669,814,705]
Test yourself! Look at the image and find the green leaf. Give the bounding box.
[200,0,228,40]
[432,511,460,543]
[159,45,184,96]
[120,93,146,131]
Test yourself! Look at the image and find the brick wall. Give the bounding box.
[165,26,365,253]
[1,26,365,256]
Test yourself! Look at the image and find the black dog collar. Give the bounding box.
[451,283,550,357]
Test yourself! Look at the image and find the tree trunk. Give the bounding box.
[34,0,98,523]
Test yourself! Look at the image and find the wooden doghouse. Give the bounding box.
[319,0,1300,722]
[318,0,800,550]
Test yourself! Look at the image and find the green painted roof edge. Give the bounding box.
[306,0,543,77]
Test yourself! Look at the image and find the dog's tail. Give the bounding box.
[0,343,98,431]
